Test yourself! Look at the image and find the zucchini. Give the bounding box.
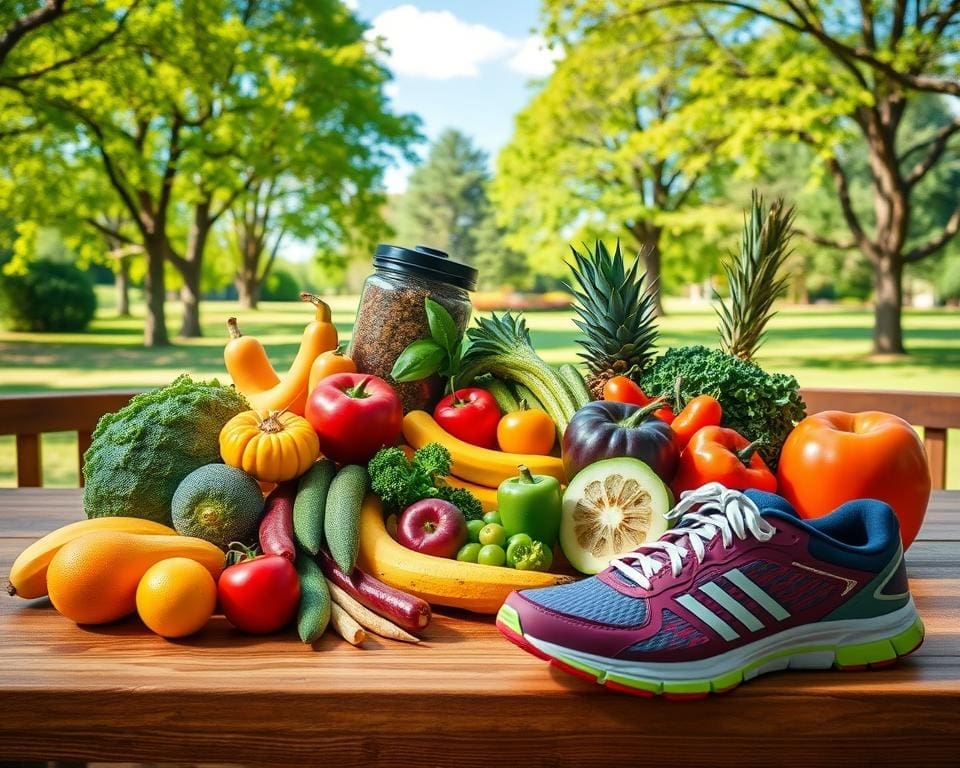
[324,464,369,574]
[293,459,335,555]
[483,378,520,413]
[557,364,592,408]
[511,382,546,412]
[295,549,331,644]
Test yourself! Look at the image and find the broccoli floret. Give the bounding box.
[368,443,483,521]
[83,374,248,525]
[434,485,484,522]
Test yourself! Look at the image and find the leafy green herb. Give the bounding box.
[367,443,483,521]
[638,345,806,470]
[391,298,464,392]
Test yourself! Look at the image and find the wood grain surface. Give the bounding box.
[0,489,958,767]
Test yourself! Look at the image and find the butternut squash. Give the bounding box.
[248,293,338,415]
[224,317,281,395]
[46,531,224,625]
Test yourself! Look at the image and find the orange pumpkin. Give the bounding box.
[219,409,320,483]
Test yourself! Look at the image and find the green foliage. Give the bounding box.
[395,129,491,262]
[261,269,301,302]
[638,346,806,469]
[0,259,96,332]
[83,374,248,525]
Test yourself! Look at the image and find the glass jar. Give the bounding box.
[349,244,478,413]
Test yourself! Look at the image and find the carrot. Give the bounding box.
[330,602,366,646]
[325,579,420,644]
[259,482,297,560]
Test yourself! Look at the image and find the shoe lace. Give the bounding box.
[610,482,777,589]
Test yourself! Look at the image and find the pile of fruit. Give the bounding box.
[5,194,932,648]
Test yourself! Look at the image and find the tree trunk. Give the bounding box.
[115,256,130,317]
[627,222,664,316]
[235,273,261,309]
[872,254,905,354]
[142,239,170,347]
[175,201,213,338]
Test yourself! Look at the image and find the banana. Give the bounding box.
[356,495,572,614]
[402,410,566,488]
[7,517,178,599]
[442,475,499,512]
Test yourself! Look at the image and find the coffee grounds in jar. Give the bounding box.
[350,280,471,413]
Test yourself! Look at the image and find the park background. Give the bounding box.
[1,0,958,486]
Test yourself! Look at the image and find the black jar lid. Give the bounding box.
[373,244,478,291]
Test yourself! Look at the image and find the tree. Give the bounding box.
[594,0,960,353]
[493,6,733,314]
[395,129,491,262]
[3,0,416,345]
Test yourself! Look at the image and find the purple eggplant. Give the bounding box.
[562,400,679,483]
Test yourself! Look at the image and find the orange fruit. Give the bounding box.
[135,557,217,638]
[46,531,224,625]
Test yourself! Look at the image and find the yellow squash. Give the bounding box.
[248,293,338,415]
[7,517,178,599]
[223,317,281,395]
[219,408,320,482]
[402,410,566,488]
[46,531,224,625]
[356,495,571,614]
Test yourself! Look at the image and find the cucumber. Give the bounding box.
[484,379,520,413]
[324,464,369,574]
[293,459,335,555]
[557,364,592,408]
[512,382,546,412]
[295,549,331,644]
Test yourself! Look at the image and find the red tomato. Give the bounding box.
[218,555,300,634]
[434,388,501,449]
[304,372,403,464]
[603,376,674,423]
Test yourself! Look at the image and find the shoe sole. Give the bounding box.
[495,601,925,698]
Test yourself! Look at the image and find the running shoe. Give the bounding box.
[496,482,924,698]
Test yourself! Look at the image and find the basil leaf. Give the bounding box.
[391,338,446,382]
[425,298,459,357]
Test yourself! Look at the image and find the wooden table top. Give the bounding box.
[1,488,958,767]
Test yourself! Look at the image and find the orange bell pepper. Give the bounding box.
[777,411,930,549]
[672,426,777,496]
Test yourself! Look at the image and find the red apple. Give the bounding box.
[397,499,468,558]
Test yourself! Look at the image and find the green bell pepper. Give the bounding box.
[497,464,562,547]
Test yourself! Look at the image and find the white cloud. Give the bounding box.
[383,82,400,100]
[345,0,359,10]
[367,5,517,79]
[507,35,562,77]
[384,165,409,195]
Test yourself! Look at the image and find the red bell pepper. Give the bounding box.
[434,388,501,449]
[602,376,675,423]
[672,425,777,496]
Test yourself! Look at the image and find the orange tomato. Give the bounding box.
[497,406,556,455]
[308,346,357,395]
[777,411,931,549]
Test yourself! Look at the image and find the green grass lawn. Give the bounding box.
[2,286,958,487]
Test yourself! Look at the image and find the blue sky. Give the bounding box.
[352,1,557,192]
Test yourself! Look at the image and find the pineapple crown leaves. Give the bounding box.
[564,240,659,376]
[463,311,535,360]
[717,191,796,361]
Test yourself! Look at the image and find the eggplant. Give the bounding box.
[562,400,679,483]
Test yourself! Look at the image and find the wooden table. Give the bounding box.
[1,489,958,767]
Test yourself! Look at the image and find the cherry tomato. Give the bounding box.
[434,388,501,449]
[482,510,502,526]
[218,554,300,634]
[466,519,485,543]
[602,375,651,406]
[479,523,507,547]
[457,543,482,563]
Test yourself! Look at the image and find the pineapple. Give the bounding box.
[717,192,796,361]
[566,241,659,399]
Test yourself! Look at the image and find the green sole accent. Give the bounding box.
[511,617,925,697]
[835,617,925,667]
[497,604,522,636]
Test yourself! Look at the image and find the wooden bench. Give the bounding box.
[1,387,958,488]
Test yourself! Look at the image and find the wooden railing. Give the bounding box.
[0,387,958,489]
